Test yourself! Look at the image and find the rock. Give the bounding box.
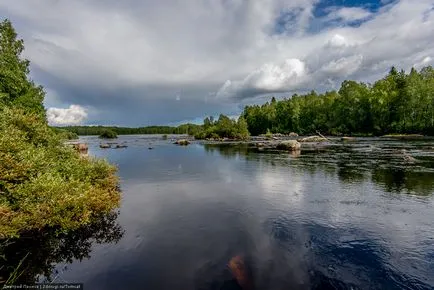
[276,140,301,151]
[115,144,128,149]
[382,134,424,140]
[400,149,417,163]
[272,136,279,140]
[341,136,356,141]
[403,154,417,163]
[174,139,190,146]
[256,142,265,147]
[148,147,154,150]
[228,256,250,289]
[72,143,88,152]
[298,136,327,142]
[100,143,111,149]
[289,132,299,137]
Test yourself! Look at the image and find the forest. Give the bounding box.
[242,66,434,136]
[61,66,434,138]
[59,124,202,136]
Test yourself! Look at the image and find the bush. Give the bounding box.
[0,19,120,240]
[194,115,250,140]
[99,129,117,139]
[52,128,79,140]
[0,107,120,239]
[265,128,273,139]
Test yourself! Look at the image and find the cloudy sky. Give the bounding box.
[1,0,433,126]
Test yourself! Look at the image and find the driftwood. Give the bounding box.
[316,131,332,142]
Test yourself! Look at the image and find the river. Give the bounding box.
[12,135,434,289]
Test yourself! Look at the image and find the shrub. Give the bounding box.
[0,20,120,239]
[99,129,117,139]
[52,128,79,140]
[265,128,273,139]
[0,107,120,239]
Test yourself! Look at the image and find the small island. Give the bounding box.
[99,129,118,139]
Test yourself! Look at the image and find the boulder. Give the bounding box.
[256,142,265,147]
[115,144,128,149]
[297,136,327,142]
[276,140,301,151]
[100,143,111,149]
[341,136,356,142]
[73,143,88,152]
[174,139,190,146]
[288,132,299,137]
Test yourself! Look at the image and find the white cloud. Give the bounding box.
[47,105,88,125]
[326,34,350,48]
[422,56,432,64]
[327,7,372,22]
[217,58,307,99]
[319,54,364,76]
[216,0,434,100]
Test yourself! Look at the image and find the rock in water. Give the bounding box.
[341,136,356,141]
[174,139,190,146]
[288,132,299,137]
[228,256,251,290]
[298,136,327,142]
[276,140,301,151]
[72,143,88,153]
[100,143,111,149]
[115,144,128,149]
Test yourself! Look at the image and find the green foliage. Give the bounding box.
[265,128,272,139]
[0,20,45,117]
[58,123,203,136]
[51,128,79,140]
[194,115,250,140]
[0,107,120,239]
[242,66,434,136]
[0,19,120,239]
[99,129,118,139]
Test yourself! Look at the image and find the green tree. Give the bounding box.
[236,116,250,140]
[0,19,45,117]
[241,66,434,136]
[99,129,118,139]
[0,19,120,240]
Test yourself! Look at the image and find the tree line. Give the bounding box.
[194,114,249,140]
[58,124,203,136]
[242,66,434,136]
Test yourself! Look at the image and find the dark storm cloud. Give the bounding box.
[1,0,433,124]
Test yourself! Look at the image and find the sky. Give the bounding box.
[1,0,433,126]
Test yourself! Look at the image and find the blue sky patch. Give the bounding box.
[273,0,398,35]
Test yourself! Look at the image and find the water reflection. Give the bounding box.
[204,142,434,196]
[0,211,123,286]
[7,137,432,290]
[372,168,434,195]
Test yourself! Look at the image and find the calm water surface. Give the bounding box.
[35,136,434,289]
